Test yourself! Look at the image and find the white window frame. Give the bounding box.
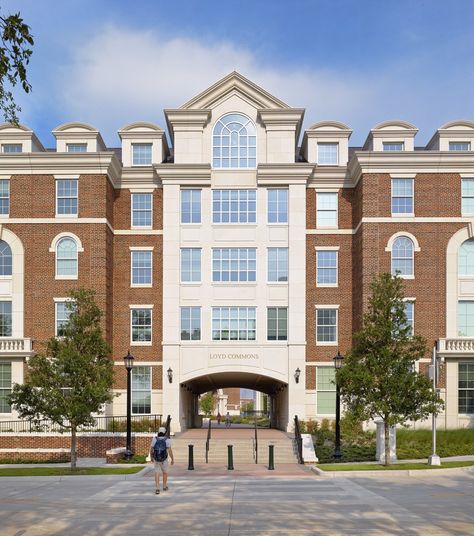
[267,307,288,341]
[131,192,153,229]
[267,189,288,224]
[267,247,288,283]
[130,305,153,346]
[212,248,256,283]
[55,236,79,280]
[391,178,414,217]
[1,143,22,153]
[180,306,201,341]
[458,362,474,415]
[449,142,471,152]
[316,192,338,229]
[317,143,339,165]
[403,298,415,337]
[130,247,153,288]
[131,365,152,415]
[315,305,339,346]
[212,307,256,341]
[316,365,336,415]
[0,300,12,337]
[55,179,78,218]
[212,113,257,169]
[461,178,474,216]
[54,298,73,337]
[316,247,339,287]
[212,189,257,224]
[383,142,405,152]
[66,143,87,153]
[181,189,201,224]
[180,248,201,283]
[132,143,152,166]
[0,361,12,414]
[0,179,10,217]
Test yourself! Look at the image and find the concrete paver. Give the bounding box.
[1,469,474,535]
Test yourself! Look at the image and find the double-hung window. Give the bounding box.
[0,301,12,337]
[212,307,256,341]
[56,179,78,216]
[450,142,470,151]
[55,301,72,337]
[0,180,9,216]
[0,362,11,413]
[316,307,338,344]
[268,189,288,223]
[391,237,414,277]
[56,237,78,278]
[316,192,337,228]
[267,248,288,282]
[317,143,338,165]
[316,250,338,286]
[212,190,256,223]
[458,301,474,337]
[66,143,87,153]
[131,250,153,286]
[213,248,256,282]
[461,179,474,215]
[317,367,336,414]
[181,189,201,224]
[131,193,152,228]
[391,178,413,215]
[459,363,474,414]
[131,308,152,344]
[132,366,151,414]
[181,248,201,283]
[181,307,201,340]
[383,142,404,151]
[404,301,414,336]
[0,241,12,276]
[132,143,152,165]
[1,144,21,153]
[267,307,288,341]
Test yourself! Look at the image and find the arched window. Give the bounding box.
[212,113,256,169]
[56,237,78,278]
[459,239,474,275]
[391,236,414,276]
[0,240,12,276]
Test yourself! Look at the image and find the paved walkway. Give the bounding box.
[1,470,474,535]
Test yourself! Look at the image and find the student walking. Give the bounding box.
[225,411,231,428]
[150,426,174,495]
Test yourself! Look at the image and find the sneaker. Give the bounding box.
[155,489,160,495]
[163,486,168,491]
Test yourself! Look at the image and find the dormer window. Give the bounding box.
[1,143,22,153]
[212,113,256,169]
[383,142,404,151]
[317,143,338,165]
[66,143,87,153]
[132,143,152,166]
[449,142,470,151]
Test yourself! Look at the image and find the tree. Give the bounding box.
[241,401,254,414]
[9,289,114,469]
[199,392,216,416]
[336,273,443,465]
[0,10,34,124]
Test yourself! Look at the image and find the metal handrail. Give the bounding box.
[254,415,258,464]
[0,414,163,434]
[205,417,212,463]
[164,415,172,438]
[294,415,304,464]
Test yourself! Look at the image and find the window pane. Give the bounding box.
[212,307,256,340]
[268,189,288,223]
[317,251,337,285]
[2,144,22,153]
[0,180,9,215]
[181,248,201,282]
[56,238,78,277]
[458,301,474,337]
[391,179,413,214]
[132,144,152,165]
[131,309,152,342]
[391,237,414,276]
[132,193,152,227]
[181,307,201,340]
[318,143,338,164]
[132,366,151,414]
[459,363,474,414]
[0,301,12,336]
[56,301,71,337]
[316,193,337,227]
[0,363,11,412]
[66,143,87,153]
[57,179,78,216]
[0,240,12,276]
[131,251,152,285]
[213,248,256,282]
[450,142,470,151]
[181,189,201,224]
[267,307,287,340]
[317,309,337,342]
[383,142,404,151]
[212,190,256,224]
[213,114,256,168]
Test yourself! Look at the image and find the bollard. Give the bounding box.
[188,444,194,470]
[268,444,275,470]
[227,444,234,470]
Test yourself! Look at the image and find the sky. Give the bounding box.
[3,0,474,148]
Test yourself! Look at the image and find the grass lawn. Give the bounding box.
[318,461,474,471]
[0,466,144,477]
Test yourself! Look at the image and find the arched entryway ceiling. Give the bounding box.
[182,371,287,396]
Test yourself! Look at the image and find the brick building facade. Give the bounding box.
[0,72,473,432]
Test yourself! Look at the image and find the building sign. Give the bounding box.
[209,353,259,360]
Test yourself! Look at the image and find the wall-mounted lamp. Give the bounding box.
[167,367,173,384]
[294,367,301,384]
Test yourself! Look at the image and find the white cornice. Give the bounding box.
[118,167,159,188]
[257,163,313,185]
[154,163,212,186]
[348,151,474,184]
[307,166,352,188]
[0,152,121,185]
[257,109,305,143]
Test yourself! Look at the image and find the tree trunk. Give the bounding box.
[71,424,77,470]
[384,420,391,466]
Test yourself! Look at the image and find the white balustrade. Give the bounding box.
[0,338,32,353]
[438,338,474,354]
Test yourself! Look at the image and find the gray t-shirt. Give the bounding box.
[151,436,171,449]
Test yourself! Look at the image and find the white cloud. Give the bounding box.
[47,24,472,147]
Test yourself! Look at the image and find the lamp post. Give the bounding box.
[294,368,301,384]
[333,351,344,461]
[428,344,441,466]
[124,350,134,461]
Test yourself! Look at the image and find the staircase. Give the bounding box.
[170,429,298,465]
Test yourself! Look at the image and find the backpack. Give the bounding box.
[153,436,168,462]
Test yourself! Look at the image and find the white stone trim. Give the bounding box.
[129,304,154,309]
[385,232,421,252]
[129,246,154,251]
[130,307,153,347]
[49,232,84,253]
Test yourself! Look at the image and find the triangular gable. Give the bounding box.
[180,71,289,111]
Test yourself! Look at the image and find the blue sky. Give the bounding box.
[3,0,474,147]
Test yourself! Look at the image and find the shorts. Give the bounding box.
[154,459,170,474]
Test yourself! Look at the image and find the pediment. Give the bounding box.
[179,71,289,111]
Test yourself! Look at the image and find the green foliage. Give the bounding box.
[8,289,114,468]
[0,466,143,477]
[397,428,474,459]
[336,273,444,463]
[316,445,376,464]
[319,461,474,471]
[241,401,254,413]
[199,392,216,416]
[105,417,159,433]
[0,11,34,124]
